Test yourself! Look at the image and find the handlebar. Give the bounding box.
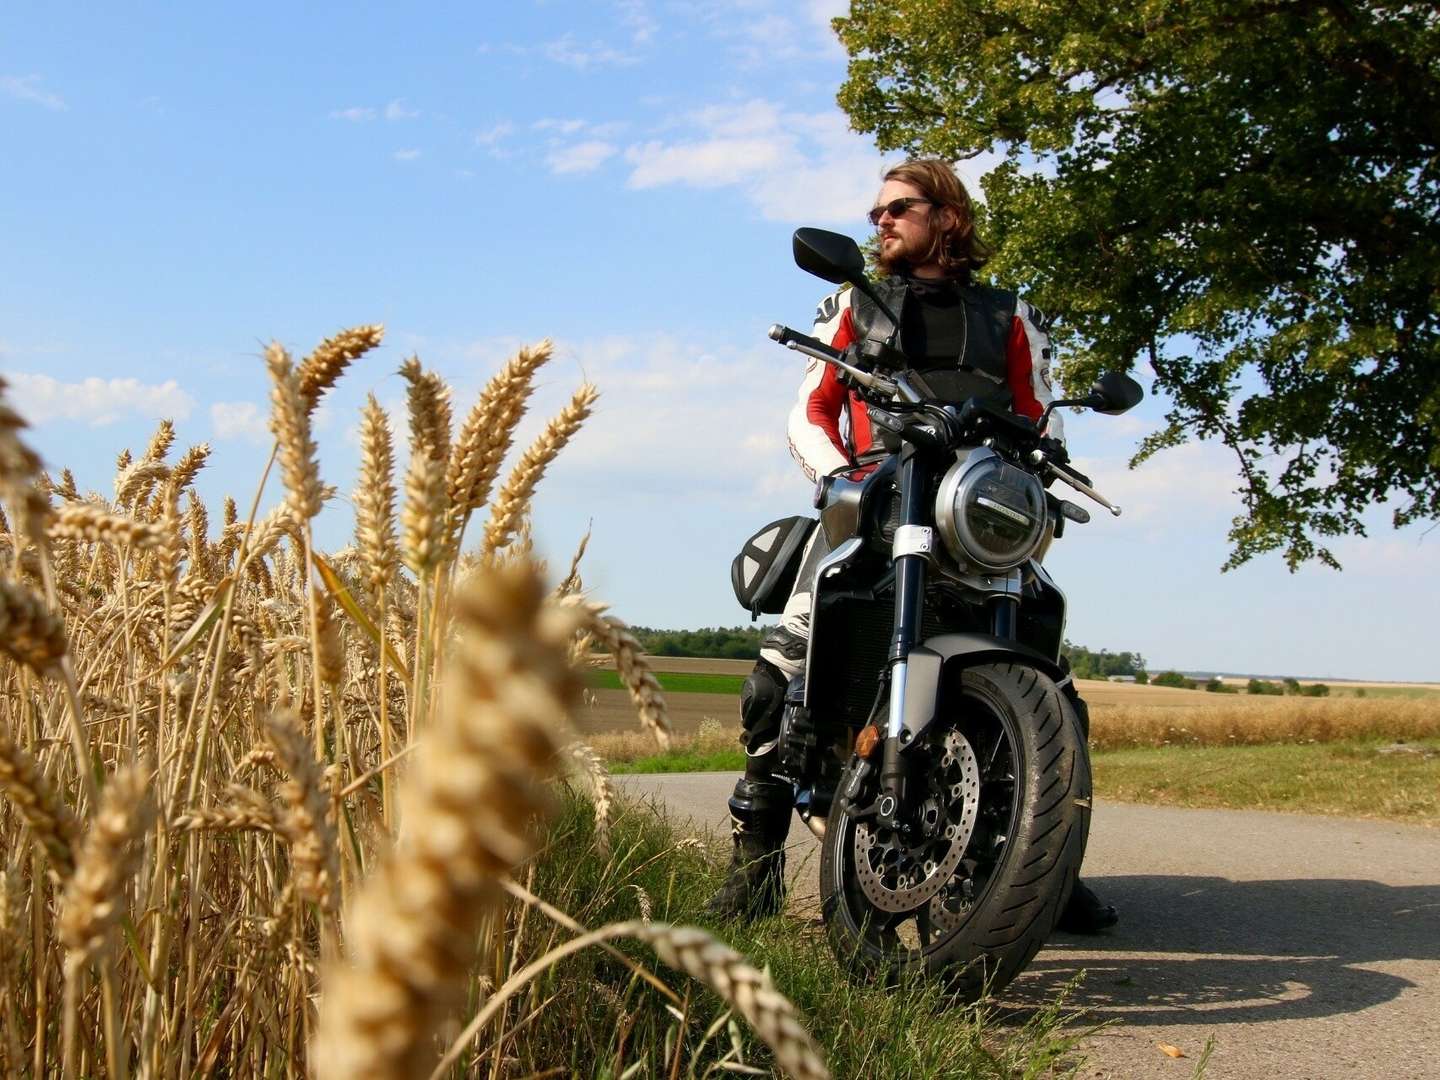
[767,324,840,360]
[768,324,897,396]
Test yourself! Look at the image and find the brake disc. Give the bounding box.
[852,727,981,913]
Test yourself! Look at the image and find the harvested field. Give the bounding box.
[586,657,1440,751]
[578,688,736,737]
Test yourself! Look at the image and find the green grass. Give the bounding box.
[590,669,745,695]
[1327,685,1440,699]
[611,748,747,774]
[1092,738,1440,823]
[503,788,1093,1078]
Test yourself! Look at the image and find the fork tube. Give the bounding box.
[878,447,929,829]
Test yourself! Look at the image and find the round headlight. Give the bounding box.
[935,449,1048,571]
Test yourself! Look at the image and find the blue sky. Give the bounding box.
[3,2,1436,681]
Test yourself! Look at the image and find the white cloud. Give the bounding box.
[392,148,422,162]
[535,118,587,135]
[384,98,419,120]
[547,140,617,175]
[210,401,270,444]
[621,99,899,223]
[540,34,637,70]
[1,74,66,111]
[330,105,377,122]
[682,0,844,66]
[7,373,193,426]
[617,0,659,45]
[474,121,514,148]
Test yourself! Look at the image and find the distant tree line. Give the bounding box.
[1061,642,1148,683]
[1150,672,1331,697]
[625,626,770,659]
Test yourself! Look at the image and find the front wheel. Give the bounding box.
[819,662,1090,999]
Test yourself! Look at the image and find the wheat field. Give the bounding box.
[0,329,829,1079]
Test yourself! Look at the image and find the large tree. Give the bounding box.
[836,1,1439,568]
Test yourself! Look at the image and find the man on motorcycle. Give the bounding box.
[708,158,1118,934]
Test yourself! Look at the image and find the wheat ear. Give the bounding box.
[314,559,581,1080]
[633,923,829,1080]
[354,394,398,598]
[567,599,671,749]
[49,504,165,550]
[399,355,452,462]
[401,442,448,575]
[140,418,176,464]
[299,324,385,414]
[172,785,282,834]
[564,740,614,852]
[264,710,340,914]
[482,383,598,556]
[446,340,552,539]
[266,343,326,521]
[58,761,155,971]
[0,727,79,878]
[433,921,828,1080]
[169,442,211,492]
[0,579,69,674]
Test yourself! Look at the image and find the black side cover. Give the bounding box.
[731,517,817,618]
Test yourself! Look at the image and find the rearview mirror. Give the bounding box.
[793,228,866,285]
[1086,372,1145,415]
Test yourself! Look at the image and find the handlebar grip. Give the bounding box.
[768,324,842,361]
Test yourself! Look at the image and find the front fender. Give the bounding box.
[900,634,1067,748]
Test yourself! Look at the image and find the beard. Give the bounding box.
[876,225,939,275]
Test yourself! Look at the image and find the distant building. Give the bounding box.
[1108,675,1137,683]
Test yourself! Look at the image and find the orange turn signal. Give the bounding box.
[855,724,881,760]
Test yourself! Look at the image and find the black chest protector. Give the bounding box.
[852,277,1019,408]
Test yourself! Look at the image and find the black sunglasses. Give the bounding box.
[867,197,933,226]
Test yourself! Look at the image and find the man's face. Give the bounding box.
[873,178,954,276]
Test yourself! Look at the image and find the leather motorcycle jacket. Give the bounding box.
[786,276,1064,482]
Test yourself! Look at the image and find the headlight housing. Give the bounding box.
[934,449,1048,572]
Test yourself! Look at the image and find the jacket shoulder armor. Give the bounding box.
[813,285,851,327]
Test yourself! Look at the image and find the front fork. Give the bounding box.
[874,448,1018,833]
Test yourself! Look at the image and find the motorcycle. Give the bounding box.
[733,228,1143,998]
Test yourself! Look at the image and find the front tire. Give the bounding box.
[819,662,1090,999]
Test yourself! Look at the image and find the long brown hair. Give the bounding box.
[880,159,991,280]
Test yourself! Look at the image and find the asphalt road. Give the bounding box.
[617,772,1440,1080]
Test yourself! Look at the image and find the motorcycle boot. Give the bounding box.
[706,658,794,921]
[1058,879,1119,933]
[1054,661,1119,934]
